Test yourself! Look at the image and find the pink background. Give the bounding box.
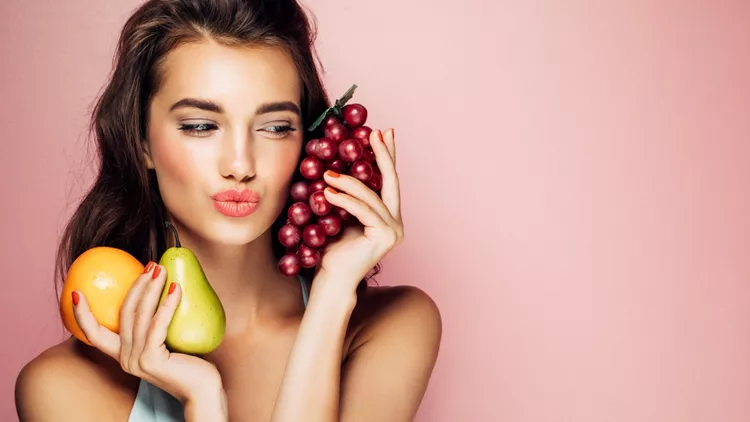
[2,0,749,421]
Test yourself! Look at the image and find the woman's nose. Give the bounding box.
[218,130,255,181]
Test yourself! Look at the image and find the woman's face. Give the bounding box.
[144,39,303,246]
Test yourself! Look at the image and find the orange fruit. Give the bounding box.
[59,246,144,345]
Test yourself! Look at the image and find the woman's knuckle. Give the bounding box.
[382,227,398,246]
[129,356,142,372]
[395,225,404,243]
[138,354,155,373]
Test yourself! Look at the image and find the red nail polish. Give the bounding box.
[152,266,161,279]
[326,170,340,178]
[144,261,154,274]
[377,130,384,142]
[325,187,338,194]
[72,291,80,306]
[168,282,177,295]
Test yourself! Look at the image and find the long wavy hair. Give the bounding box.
[55,0,376,300]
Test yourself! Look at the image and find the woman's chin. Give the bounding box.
[201,218,269,246]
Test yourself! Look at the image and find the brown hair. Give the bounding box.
[55,0,375,300]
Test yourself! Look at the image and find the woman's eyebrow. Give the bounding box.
[169,98,301,116]
[255,101,301,116]
[169,98,223,113]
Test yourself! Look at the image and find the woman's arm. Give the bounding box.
[270,278,358,422]
[271,128,440,421]
[270,281,442,422]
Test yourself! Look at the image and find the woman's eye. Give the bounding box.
[262,125,297,138]
[178,123,217,137]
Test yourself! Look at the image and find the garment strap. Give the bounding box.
[298,275,309,308]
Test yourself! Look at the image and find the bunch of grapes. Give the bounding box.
[277,85,383,276]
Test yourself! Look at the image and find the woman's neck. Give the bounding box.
[164,222,303,332]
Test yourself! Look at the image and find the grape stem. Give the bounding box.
[307,83,358,132]
[165,221,181,248]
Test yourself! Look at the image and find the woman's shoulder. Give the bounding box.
[15,337,138,421]
[348,284,442,354]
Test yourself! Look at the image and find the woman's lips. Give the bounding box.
[212,200,259,217]
[211,189,260,217]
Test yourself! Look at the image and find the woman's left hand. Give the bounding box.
[316,127,403,291]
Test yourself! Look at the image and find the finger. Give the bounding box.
[370,129,402,219]
[323,187,390,231]
[131,264,168,359]
[323,170,396,226]
[72,291,121,359]
[119,262,158,365]
[143,281,182,352]
[371,127,396,165]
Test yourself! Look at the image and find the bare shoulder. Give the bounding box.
[339,285,442,420]
[15,337,138,422]
[349,284,442,354]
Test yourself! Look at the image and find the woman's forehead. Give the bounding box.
[153,40,301,111]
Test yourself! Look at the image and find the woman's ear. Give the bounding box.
[142,141,155,169]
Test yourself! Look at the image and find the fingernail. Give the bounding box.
[377,130,384,142]
[326,170,340,178]
[144,261,154,274]
[391,128,395,137]
[325,187,338,194]
[168,282,177,295]
[72,291,80,306]
[152,265,161,279]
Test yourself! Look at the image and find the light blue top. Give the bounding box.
[127,275,310,421]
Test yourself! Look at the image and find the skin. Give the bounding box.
[15,38,442,422]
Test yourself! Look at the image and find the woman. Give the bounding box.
[14,0,442,421]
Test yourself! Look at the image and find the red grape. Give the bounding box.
[308,179,327,193]
[305,139,319,156]
[350,126,372,146]
[288,202,312,226]
[290,181,309,202]
[342,104,368,127]
[367,171,383,192]
[323,115,340,127]
[278,223,301,247]
[297,244,321,268]
[361,149,376,164]
[324,123,348,143]
[314,137,337,161]
[348,160,373,183]
[317,213,342,236]
[338,139,364,163]
[328,159,348,173]
[309,190,332,216]
[300,156,324,179]
[302,224,327,248]
[278,89,384,275]
[278,253,301,276]
[333,206,352,223]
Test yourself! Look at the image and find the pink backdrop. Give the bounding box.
[2,0,749,421]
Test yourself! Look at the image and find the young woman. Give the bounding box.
[14,0,442,421]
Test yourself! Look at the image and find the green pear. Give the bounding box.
[158,221,226,355]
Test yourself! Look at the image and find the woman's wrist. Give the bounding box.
[308,274,358,314]
[184,387,228,422]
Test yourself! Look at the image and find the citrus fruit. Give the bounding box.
[59,246,144,345]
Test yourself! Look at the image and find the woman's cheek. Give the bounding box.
[151,135,198,185]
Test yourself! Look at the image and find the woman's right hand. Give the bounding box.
[71,262,227,416]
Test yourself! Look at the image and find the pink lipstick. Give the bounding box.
[211,189,260,217]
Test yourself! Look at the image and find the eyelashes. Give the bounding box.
[178,123,217,137]
[262,125,297,138]
[177,123,297,138]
